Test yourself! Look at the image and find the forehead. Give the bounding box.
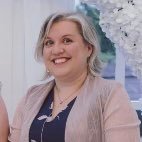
[47,20,81,36]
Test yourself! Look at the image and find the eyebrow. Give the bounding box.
[46,34,74,39]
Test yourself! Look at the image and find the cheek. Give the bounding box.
[78,50,90,65]
[69,45,89,61]
[42,51,52,67]
[74,51,88,64]
[68,43,81,53]
[43,48,51,60]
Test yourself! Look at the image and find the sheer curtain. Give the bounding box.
[0,0,75,121]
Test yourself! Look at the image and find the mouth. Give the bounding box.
[52,57,71,64]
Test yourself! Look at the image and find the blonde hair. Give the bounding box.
[35,12,102,78]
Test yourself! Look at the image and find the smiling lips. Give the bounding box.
[52,57,70,64]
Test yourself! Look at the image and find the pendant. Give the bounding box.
[60,101,63,104]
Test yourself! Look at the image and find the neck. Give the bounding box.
[54,71,88,96]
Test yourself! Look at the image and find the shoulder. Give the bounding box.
[93,77,132,112]
[89,75,122,94]
[28,79,54,94]
[24,78,55,102]
[90,76,138,118]
[8,78,54,127]
[14,78,55,115]
[88,75,127,106]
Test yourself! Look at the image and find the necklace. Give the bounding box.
[54,78,86,105]
[54,74,88,105]
[55,86,79,104]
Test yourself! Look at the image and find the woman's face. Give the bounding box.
[43,20,92,80]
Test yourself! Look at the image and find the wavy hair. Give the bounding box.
[35,12,102,78]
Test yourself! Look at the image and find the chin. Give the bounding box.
[52,72,69,79]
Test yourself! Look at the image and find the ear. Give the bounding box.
[87,43,93,57]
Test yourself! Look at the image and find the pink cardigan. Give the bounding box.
[8,75,140,142]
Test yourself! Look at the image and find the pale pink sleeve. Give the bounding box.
[8,95,26,142]
[104,84,141,142]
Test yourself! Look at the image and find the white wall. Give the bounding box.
[0,0,75,121]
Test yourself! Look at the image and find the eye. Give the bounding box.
[63,38,73,44]
[44,40,54,47]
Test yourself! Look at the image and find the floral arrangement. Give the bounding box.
[81,0,142,78]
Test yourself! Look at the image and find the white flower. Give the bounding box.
[81,0,142,78]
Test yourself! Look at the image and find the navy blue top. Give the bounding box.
[29,88,76,142]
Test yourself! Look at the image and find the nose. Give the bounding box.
[51,43,64,55]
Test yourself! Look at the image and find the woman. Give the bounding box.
[8,12,140,142]
[0,93,9,142]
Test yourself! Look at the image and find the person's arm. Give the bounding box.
[8,85,38,142]
[8,93,28,142]
[104,83,140,142]
[0,96,9,142]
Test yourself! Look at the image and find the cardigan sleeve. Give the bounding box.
[8,86,35,142]
[103,83,141,142]
[8,95,26,142]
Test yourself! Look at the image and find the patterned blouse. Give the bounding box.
[29,89,76,142]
